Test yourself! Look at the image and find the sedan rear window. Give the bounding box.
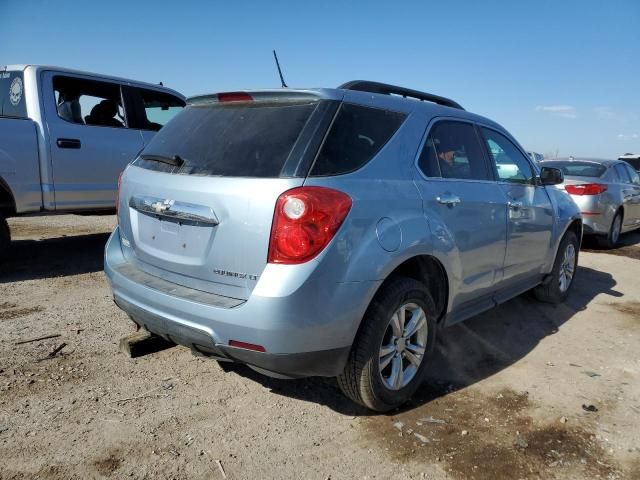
[134,101,318,177]
[541,161,606,178]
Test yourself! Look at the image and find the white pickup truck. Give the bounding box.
[0,65,185,256]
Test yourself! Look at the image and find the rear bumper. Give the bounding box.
[105,227,378,378]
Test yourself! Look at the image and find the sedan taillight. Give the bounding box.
[268,187,352,264]
[565,183,608,196]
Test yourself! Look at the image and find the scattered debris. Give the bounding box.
[0,425,8,434]
[419,416,446,425]
[569,363,582,367]
[461,430,469,436]
[582,371,601,378]
[110,383,175,404]
[14,333,61,345]
[513,435,529,449]
[582,404,599,412]
[392,421,404,431]
[560,416,568,424]
[216,459,227,479]
[414,432,430,443]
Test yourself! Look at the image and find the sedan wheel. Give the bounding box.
[558,243,576,293]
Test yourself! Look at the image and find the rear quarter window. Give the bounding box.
[309,103,406,176]
[0,71,27,118]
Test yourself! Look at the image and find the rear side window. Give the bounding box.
[309,103,406,176]
[614,164,632,183]
[53,76,125,128]
[418,121,491,181]
[624,164,640,185]
[0,71,27,118]
[134,102,318,177]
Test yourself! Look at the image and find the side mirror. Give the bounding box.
[539,166,564,186]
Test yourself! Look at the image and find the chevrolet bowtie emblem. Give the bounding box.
[150,199,174,213]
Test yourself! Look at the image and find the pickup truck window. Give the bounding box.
[53,75,126,128]
[0,71,27,119]
[126,87,185,131]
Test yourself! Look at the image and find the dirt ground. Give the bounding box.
[1,215,639,480]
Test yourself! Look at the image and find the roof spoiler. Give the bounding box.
[339,80,464,110]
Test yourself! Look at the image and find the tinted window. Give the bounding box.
[624,164,640,185]
[418,121,491,181]
[134,101,317,177]
[621,158,640,171]
[541,161,606,178]
[481,128,534,184]
[614,164,632,183]
[310,103,406,176]
[129,88,185,131]
[53,76,125,128]
[0,71,27,118]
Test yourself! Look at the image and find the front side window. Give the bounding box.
[53,76,125,128]
[481,128,534,184]
[130,88,185,131]
[418,121,491,181]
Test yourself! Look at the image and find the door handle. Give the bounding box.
[508,200,524,210]
[436,194,461,207]
[57,138,81,149]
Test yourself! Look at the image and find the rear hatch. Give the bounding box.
[118,92,340,301]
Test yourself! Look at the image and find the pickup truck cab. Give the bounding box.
[0,65,185,256]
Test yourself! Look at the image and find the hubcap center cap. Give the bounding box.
[395,337,406,352]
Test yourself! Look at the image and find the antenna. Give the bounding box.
[272,49,288,88]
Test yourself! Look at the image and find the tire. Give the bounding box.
[0,215,10,261]
[599,210,622,249]
[337,276,437,412]
[534,230,579,305]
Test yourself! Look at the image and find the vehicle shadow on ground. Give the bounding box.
[224,265,621,415]
[0,233,109,283]
[582,229,640,260]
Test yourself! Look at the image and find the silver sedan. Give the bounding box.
[541,158,640,247]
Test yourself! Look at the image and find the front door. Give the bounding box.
[414,120,507,311]
[479,127,554,283]
[42,72,143,210]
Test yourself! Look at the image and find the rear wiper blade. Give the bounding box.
[140,154,185,167]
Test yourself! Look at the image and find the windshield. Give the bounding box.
[541,161,606,178]
[133,101,319,177]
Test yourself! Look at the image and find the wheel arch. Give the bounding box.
[0,177,17,217]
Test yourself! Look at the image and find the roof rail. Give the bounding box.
[338,80,464,110]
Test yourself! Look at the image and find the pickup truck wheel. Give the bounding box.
[0,215,10,260]
[337,277,437,412]
[534,230,579,305]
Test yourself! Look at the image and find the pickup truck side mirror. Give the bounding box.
[539,166,564,186]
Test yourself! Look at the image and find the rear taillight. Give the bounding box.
[565,183,608,196]
[268,187,352,264]
[217,91,253,103]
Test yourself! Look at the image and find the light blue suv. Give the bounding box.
[105,81,581,411]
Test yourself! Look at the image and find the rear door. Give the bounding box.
[42,72,144,210]
[479,127,554,283]
[118,97,335,300]
[414,120,507,310]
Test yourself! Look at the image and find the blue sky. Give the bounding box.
[1,0,638,158]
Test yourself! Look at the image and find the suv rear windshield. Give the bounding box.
[541,161,606,178]
[134,101,319,177]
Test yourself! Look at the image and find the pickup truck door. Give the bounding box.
[479,127,554,285]
[41,72,144,211]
